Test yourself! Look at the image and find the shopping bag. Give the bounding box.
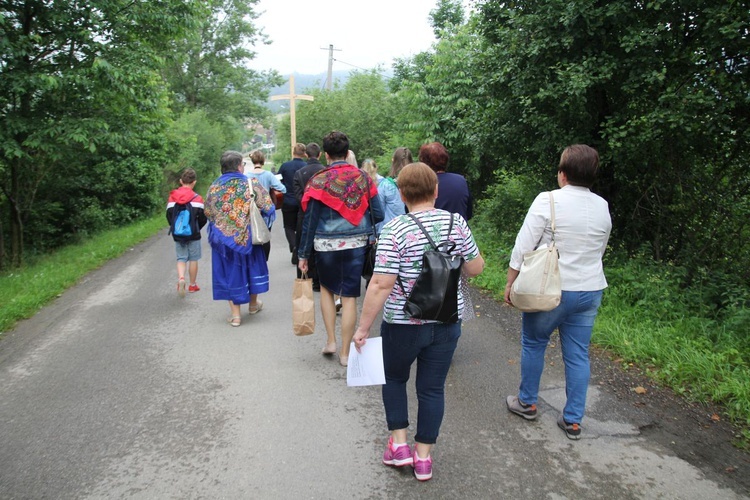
[292,273,315,335]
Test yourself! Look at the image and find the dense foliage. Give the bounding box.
[0,0,279,267]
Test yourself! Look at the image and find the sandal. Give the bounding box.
[248,300,263,315]
[227,316,241,327]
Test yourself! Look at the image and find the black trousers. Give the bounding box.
[281,203,299,253]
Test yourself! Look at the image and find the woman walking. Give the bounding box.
[504,144,611,439]
[353,162,485,481]
[205,150,275,327]
[297,131,383,366]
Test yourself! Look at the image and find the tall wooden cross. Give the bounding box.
[270,75,314,157]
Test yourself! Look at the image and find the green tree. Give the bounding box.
[162,0,282,123]
[0,0,201,265]
[474,0,750,282]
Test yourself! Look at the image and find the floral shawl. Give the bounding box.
[205,172,274,254]
[301,163,378,226]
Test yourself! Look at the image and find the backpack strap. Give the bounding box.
[406,212,455,252]
[397,212,456,294]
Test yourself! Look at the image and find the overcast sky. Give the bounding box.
[247,0,441,76]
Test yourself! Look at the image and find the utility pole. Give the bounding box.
[270,75,314,156]
[320,44,341,90]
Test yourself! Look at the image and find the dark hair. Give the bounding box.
[559,144,599,188]
[418,142,449,172]
[390,147,413,178]
[180,168,197,185]
[397,162,438,205]
[293,143,307,157]
[250,150,265,165]
[220,150,243,174]
[322,131,349,160]
[306,142,321,159]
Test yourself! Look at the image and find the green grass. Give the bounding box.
[0,215,165,335]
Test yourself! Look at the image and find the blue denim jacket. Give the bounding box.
[298,195,384,260]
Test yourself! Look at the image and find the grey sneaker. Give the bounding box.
[506,395,537,420]
[557,415,581,440]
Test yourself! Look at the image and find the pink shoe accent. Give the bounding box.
[382,436,413,467]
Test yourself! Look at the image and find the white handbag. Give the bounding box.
[249,196,271,245]
[510,192,562,312]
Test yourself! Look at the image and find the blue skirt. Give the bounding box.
[211,243,269,304]
[315,246,366,298]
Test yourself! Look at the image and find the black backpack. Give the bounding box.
[169,195,199,241]
[397,213,464,323]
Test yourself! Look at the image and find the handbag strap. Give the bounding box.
[365,174,377,240]
[548,191,556,243]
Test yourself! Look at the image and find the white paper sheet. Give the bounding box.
[346,337,385,386]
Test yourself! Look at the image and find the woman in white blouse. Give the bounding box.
[504,144,612,440]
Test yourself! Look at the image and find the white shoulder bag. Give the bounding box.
[510,192,562,312]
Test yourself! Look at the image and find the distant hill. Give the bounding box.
[265,71,351,113]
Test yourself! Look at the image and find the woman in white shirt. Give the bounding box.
[504,144,612,440]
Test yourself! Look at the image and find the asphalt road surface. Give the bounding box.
[1,222,748,499]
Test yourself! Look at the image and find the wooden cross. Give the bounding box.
[270,75,314,156]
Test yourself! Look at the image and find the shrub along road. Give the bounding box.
[0,222,747,498]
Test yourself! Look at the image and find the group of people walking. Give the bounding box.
[166,135,611,482]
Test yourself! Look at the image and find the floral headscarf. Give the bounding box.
[301,163,378,226]
[205,172,274,254]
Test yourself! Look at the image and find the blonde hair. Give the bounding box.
[361,158,378,181]
[346,150,358,167]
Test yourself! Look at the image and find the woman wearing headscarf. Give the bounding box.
[205,150,275,327]
[297,131,383,366]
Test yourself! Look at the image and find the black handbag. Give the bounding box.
[398,213,464,323]
[361,176,377,280]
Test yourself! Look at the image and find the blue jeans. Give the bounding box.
[380,321,461,444]
[518,290,603,425]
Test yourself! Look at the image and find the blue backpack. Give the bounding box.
[170,195,198,240]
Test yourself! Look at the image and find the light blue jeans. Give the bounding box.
[518,290,604,424]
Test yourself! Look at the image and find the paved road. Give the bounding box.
[0,222,748,499]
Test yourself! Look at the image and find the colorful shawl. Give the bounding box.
[205,172,275,254]
[301,163,378,226]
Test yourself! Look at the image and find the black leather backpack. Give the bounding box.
[397,213,464,323]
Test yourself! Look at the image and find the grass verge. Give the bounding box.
[0,215,164,335]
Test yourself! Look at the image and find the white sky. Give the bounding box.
[247,0,440,75]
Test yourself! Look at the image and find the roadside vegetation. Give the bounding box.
[0,216,164,335]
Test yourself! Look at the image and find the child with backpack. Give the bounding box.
[167,168,208,297]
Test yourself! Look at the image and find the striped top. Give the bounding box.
[374,209,480,324]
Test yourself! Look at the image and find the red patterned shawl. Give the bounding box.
[301,164,378,226]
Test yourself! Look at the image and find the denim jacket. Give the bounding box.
[298,195,384,260]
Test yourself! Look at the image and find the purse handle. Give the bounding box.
[364,174,377,242]
[548,191,556,244]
